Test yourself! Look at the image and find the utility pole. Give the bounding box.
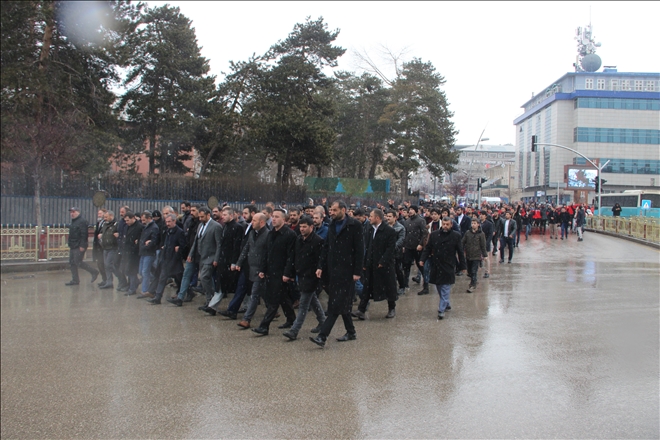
[531,138,609,212]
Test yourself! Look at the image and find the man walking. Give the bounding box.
[92,209,107,286]
[282,216,326,340]
[66,207,98,285]
[137,211,160,299]
[251,209,297,335]
[354,209,398,320]
[147,214,186,305]
[498,211,517,263]
[402,205,428,290]
[420,217,466,320]
[385,209,406,296]
[189,207,223,315]
[98,210,119,289]
[310,200,364,347]
[120,211,143,296]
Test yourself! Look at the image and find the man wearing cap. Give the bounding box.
[66,207,99,285]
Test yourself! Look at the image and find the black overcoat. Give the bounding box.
[160,226,186,276]
[420,228,466,286]
[318,216,364,314]
[236,226,269,282]
[123,221,143,267]
[294,232,324,293]
[262,226,296,305]
[363,223,397,302]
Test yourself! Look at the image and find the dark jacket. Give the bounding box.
[182,215,199,258]
[491,215,503,239]
[236,226,270,282]
[421,228,466,286]
[314,223,328,241]
[318,215,365,314]
[363,223,397,303]
[497,217,517,238]
[92,219,104,260]
[116,218,128,254]
[68,215,89,249]
[100,219,118,250]
[217,219,246,293]
[160,225,186,276]
[462,227,487,261]
[391,220,406,254]
[480,218,494,243]
[262,226,296,305]
[294,232,324,293]
[402,214,428,250]
[139,221,160,257]
[122,221,143,266]
[456,214,471,236]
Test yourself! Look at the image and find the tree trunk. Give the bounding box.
[368,143,380,179]
[400,171,409,199]
[148,133,157,175]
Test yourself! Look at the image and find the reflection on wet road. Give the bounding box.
[2,233,658,438]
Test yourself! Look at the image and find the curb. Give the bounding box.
[585,228,660,250]
[1,260,85,274]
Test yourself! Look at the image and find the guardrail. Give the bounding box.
[586,216,660,244]
[1,225,94,263]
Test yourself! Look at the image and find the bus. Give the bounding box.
[597,190,660,218]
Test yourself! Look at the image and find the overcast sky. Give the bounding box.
[146,1,660,147]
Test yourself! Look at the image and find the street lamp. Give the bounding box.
[465,128,489,204]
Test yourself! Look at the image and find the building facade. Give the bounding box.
[513,70,660,203]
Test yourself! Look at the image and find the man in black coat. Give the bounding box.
[66,207,98,285]
[420,217,466,320]
[215,206,244,297]
[455,206,471,236]
[402,205,428,289]
[354,208,398,320]
[310,200,364,347]
[148,214,186,305]
[283,215,326,340]
[121,211,143,296]
[92,209,107,286]
[251,209,297,335]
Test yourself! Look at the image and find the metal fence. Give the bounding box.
[1,225,95,262]
[586,216,660,244]
[0,196,268,226]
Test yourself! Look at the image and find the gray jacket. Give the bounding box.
[236,226,270,282]
[189,219,222,265]
[391,220,406,253]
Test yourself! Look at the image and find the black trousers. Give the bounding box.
[394,256,405,289]
[319,312,355,339]
[258,292,296,330]
[403,248,422,287]
[69,249,96,283]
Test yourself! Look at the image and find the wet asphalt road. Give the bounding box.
[1,232,659,439]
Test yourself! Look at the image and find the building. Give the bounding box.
[513,25,659,204]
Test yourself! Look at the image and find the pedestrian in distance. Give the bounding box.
[66,207,99,286]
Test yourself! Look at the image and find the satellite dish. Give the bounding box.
[207,196,219,209]
[92,191,107,207]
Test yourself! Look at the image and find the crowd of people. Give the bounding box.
[65,197,591,347]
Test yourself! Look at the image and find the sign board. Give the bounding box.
[641,200,652,210]
[536,191,545,197]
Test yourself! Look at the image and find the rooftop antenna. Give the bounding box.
[574,14,602,72]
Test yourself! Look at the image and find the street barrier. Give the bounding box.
[586,216,660,244]
[1,225,94,263]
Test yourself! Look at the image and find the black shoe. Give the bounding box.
[99,283,114,290]
[499,260,504,264]
[412,275,421,284]
[97,281,106,287]
[438,311,445,319]
[167,298,183,306]
[251,327,269,336]
[218,310,237,319]
[282,330,298,340]
[147,298,161,305]
[455,271,463,276]
[65,280,79,286]
[418,287,429,295]
[353,310,366,320]
[508,260,511,264]
[277,321,293,329]
[90,271,99,283]
[309,336,326,347]
[116,286,129,292]
[310,325,323,333]
[483,273,490,278]
[191,285,204,293]
[386,309,396,319]
[125,291,137,296]
[238,308,247,314]
[202,306,217,316]
[446,305,451,311]
[336,333,357,342]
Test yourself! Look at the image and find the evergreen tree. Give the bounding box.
[116,4,215,175]
[380,58,459,197]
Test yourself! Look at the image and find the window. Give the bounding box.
[635,80,644,91]
[585,78,593,89]
[646,81,656,91]
[597,79,606,90]
[611,79,619,90]
[575,97,659,111]
[575,128,660,145]
[621,80,631,91]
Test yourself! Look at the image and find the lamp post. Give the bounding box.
[465,128,489,204]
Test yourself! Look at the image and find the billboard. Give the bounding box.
[566,168,597,189]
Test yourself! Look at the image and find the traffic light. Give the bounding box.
[477,177,487,189]
[593,175,607,192]
[531,135,538,152]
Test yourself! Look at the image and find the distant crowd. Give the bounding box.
[65,197,591,347]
